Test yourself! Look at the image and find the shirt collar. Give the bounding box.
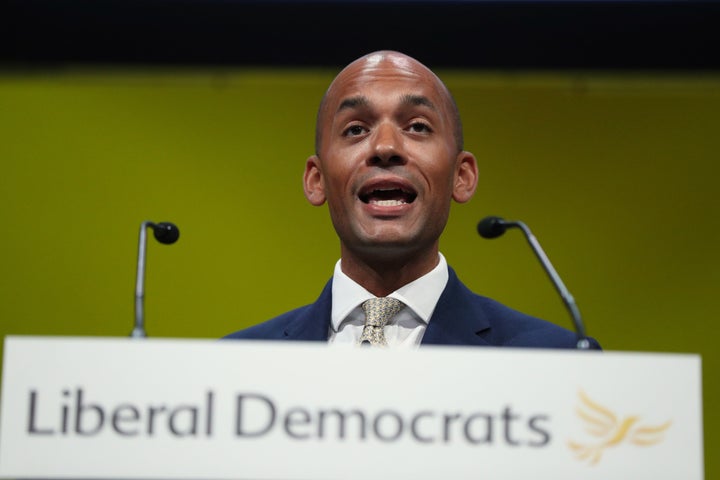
[330,253,449,332]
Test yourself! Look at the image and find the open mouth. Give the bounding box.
[359,186,417,206]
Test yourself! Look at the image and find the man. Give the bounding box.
[225,50,600,350]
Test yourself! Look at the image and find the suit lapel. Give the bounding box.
[421,268,492,347]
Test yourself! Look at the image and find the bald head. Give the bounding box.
[314,50,464,155]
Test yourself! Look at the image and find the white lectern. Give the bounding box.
[0,336,704,479]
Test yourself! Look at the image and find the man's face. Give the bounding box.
[304,52,477,263]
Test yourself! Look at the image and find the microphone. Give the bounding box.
[477,215,508,239]
[152,222,180,245]
[477,216,591,350]
[131,221,180,338]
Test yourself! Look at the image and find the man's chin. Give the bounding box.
[351,234,434,259]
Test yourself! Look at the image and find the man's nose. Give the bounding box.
[369,123,405,166]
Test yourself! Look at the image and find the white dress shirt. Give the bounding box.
[328,253,449,349]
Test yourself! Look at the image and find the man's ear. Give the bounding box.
[303,155,326,206]
[452,151,479,203]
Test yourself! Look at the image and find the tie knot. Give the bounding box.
[361,297,404,328]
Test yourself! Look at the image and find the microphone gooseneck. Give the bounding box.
[477,216,591,350]
[131,221,180,339]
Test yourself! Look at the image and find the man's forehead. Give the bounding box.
[326,61,446,113]
[330,52,438,90]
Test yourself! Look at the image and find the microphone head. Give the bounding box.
[152,222,180,245]
[477,216,507,239]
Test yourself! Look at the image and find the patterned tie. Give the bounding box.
[359,297,405,347]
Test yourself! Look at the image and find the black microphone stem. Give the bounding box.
[505,220,590,350]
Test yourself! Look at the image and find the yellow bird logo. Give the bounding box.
[568,390,672,465]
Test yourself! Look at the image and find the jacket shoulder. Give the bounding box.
[471,292,601,349]
[222,305,313,340]
[436,268,600,349]
[221,278,333,342]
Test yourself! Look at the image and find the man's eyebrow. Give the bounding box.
[335,94,437,114]
[400,94,437,111]
[337,96,370,113]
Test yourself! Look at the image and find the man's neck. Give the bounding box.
[339,248,441,297]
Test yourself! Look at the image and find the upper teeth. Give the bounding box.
[371,199,406,206]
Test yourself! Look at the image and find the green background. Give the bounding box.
[1,69,718,475]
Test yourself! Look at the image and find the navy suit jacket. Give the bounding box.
[224,267,600,349]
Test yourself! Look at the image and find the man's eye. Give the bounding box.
[408,122,431,133]
[344,125,366,136]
